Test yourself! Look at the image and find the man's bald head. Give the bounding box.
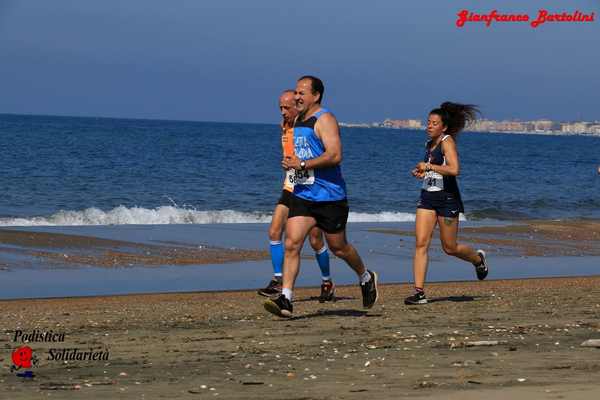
[279,90,297,126]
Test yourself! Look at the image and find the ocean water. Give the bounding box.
[1,113,599,226]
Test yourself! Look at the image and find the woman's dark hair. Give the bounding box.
[429,102,480,136]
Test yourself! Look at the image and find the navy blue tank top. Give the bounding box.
[422,135,461,195]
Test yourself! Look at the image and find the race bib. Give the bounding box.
[422,170,444,191]
[284,169,295,190]
[287,168,315,185]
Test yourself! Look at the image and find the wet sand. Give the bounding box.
[2,277,600,399]
[2,219,599,271]
[0,229,268,268]
[369,219,600,257]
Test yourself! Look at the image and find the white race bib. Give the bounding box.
[422,170,444,191]
[284,169,295,190]
[287,168,315,186]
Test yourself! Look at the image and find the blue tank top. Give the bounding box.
[292,108,347,202]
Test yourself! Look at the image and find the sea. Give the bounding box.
[1,113,599,226]
[1,113,599,299]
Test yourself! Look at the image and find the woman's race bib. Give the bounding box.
[422,170,444,191]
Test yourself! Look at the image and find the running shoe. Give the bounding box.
[257,277,282,297]
[264,294,293,318]
[474,250,488,281]
[360,270,379,309]
[404,291,428,305]
[319,280,336,303]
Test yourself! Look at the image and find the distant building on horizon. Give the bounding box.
[382,118,422,130]
[341,117,600,136]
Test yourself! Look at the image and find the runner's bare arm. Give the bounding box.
[416,136,460,176]
[281,112,343,171]
[305,113,342,169]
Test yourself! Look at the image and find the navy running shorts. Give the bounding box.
[417,190,464,218]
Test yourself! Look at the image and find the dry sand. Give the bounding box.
[2,277,600,399]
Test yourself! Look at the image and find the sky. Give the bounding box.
[0,0,598,123]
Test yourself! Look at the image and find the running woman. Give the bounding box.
[258,90,336,302]
[405,102,488,305]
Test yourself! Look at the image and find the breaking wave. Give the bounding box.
[0,206,419,227]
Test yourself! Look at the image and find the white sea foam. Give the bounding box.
[0,206,420,227]
[347,211,416,222]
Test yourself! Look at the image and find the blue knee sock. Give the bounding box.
[315,246,331,281]
[269,241,284,277]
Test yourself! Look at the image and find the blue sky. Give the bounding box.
[0,0,598,123]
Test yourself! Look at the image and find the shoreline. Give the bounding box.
[1,220,599,299]
[369,219,600,257]
[2,219,599,269]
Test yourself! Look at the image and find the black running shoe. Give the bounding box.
[360,270,379,309]
[404,291,428,305]
[257,277,282,297]
[474,250,488,281]
[319,280,336,303]
[264,294,293,318]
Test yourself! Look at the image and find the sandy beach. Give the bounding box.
[1,221,599,398]
[2,277,600,399]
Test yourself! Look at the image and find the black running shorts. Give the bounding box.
[287,194,349,234]
[277,190,293,208]
[417,190,464,218]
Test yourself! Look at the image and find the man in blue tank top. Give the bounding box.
[258,90,336,302]
[263,76,379,318]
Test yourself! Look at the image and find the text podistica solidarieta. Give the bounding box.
[13,329,110,361]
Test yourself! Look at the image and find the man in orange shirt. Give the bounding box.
[257,90,335,302]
